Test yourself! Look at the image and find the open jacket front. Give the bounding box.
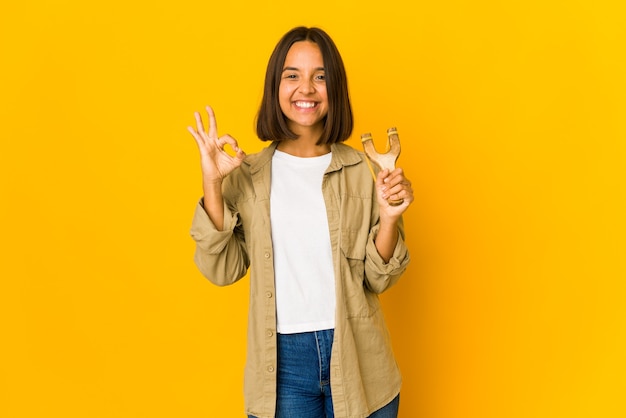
[190,141,410,418]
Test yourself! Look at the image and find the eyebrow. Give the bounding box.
[282,67,326,72]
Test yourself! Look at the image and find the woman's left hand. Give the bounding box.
[376,168,414,221]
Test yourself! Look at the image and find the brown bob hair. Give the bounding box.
[256,27,353,145]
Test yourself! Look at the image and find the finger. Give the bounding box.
[396,182,414,202]
[187,125,204,143]
[187,125,199,139]
[385,167,404,182]
[384,175,413,199]
[376,168,390,185]
[206,105,218,139]
[397,190,413,205]
[384,174,404,189]
[194,111,206,134]
[387,189,411,206]
[395,180,414,195]
[387,170,411,189]
[236,148,246,159]
[220,134,241,152]
[187,126,207,151]
[385,185,404,201]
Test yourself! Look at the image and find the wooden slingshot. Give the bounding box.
[361,127,404,206]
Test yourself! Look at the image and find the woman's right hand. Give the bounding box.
[187,105,246,183]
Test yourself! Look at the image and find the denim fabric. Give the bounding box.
[368,394,399,418]
[248,329,399,418]
[276,329,334,418]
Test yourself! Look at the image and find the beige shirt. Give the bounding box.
[190,141,410,418]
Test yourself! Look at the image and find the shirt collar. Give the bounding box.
[245,141,364,175]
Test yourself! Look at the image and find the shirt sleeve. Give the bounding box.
[363,220,410,294]
[189,199,250,286]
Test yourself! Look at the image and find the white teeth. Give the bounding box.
[295,101,316,108]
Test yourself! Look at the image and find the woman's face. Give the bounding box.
[278,41,329,137]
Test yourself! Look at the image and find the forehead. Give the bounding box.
[284,41,324,67]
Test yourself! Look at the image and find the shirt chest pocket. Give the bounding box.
[339,193,372,257]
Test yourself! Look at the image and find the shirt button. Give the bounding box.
[266,330,274,337]
[264,252,271,259]
[265,291,272,298]
[267,366,275,373]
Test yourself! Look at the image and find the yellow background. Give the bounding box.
[1,0,624,417]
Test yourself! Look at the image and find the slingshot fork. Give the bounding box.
[361,127,404,206]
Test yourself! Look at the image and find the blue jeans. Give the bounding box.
[248,329,399,418]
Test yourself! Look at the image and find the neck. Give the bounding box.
[278,124,330,157]
[277,139,331,157]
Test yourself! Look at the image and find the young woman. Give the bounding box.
[188,26,413,418]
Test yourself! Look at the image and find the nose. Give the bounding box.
[298,78,315,94]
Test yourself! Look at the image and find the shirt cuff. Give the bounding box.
[189,198,239,253]
[365,224,409,273]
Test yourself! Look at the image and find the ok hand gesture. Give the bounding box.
[187,106,246,183]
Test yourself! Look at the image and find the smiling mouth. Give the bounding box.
[294,101,317,109]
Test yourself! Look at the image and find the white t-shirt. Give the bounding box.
[270,149,336,334]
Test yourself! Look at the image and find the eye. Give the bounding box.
[315,73,326,81]
[283,73,298,79]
